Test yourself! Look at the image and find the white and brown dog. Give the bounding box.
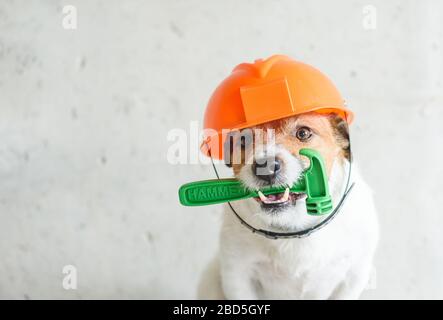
[198,112,378,299]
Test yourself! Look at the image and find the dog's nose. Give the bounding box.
[252,157,282,183]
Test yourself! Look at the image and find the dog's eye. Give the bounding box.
[295,127,312,141]
[236,135,252,149]
[240,137,246,148]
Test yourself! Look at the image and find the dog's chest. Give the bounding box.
[252,239,352,299]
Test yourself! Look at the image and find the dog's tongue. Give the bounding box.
[266,193,283,201]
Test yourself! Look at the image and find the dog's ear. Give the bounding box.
[329,114,350,161]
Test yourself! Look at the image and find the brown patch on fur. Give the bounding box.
[327,113,351,161]
[225,112,350,177]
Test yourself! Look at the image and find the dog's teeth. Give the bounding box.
[282,188,290,201]
[257,189,292,204]
[258,191,268,203]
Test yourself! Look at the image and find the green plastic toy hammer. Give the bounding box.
[178,148,333,216]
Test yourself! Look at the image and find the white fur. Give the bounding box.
[198,146,379,300]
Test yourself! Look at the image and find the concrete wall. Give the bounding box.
[0,0,442,299]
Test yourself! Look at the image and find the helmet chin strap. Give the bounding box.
[207,117,355,240]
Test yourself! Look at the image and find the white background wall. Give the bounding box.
[0,0,442,299]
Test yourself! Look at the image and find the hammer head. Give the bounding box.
[299,148,333,215]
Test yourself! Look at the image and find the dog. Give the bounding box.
[197,111,378,299]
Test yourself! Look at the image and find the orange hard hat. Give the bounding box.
[201,54,353,159]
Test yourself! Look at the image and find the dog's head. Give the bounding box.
[224,112,350,231]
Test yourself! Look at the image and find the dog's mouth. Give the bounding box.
[254,188,306,211]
